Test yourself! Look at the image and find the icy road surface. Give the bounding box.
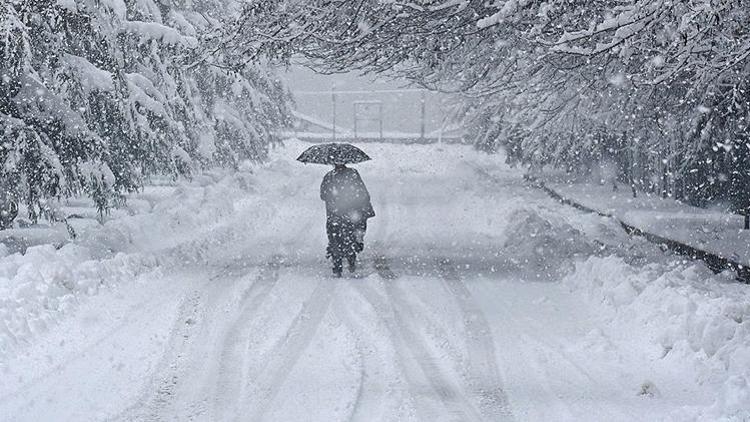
[0,141,718,421]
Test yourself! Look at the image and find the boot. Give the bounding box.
[347,255,356,273]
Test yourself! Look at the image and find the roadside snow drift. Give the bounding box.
[565,256,750,421]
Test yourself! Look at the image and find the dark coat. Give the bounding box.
[320,166,375,222]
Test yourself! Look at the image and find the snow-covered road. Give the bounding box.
[1,141,747,421]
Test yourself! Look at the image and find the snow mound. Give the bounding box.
[0,167,269,359]
[0,244,157,357]
[503,208,595,279]
[565,255,750,420]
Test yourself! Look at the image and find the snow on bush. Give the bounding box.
[0,245,157,357]
[93,170,263,260]
[565,256,750,420]
[0,166,267,359]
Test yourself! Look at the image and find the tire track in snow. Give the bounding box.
[436,258,514,421]
[371,256,485,421]
[211,256,284,421]
[118,290,206,422]
[352,282,439,421]
[116,258,283,422]
[1,292,176,410]
[490,293,638,421]
[331,289,397,422]
[239,274,337,421]
[516,332,635,420]
[484,287,579,420]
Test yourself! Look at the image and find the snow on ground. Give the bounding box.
[0,140,748,421]
[565,257,750,420]
[0,168,257,359]
[548,181,750,267]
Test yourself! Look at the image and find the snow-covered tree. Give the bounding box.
[219,0,750,210]
[1,0,291,220]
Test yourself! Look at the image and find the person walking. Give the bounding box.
[320,163,375,276]
[297,143,374,277]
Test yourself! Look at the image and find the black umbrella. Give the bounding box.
[297,143,371,165]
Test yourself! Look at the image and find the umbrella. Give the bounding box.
[297,143,371,165]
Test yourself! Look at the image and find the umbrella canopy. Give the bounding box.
[297,143,371,165]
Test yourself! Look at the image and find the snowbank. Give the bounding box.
[565,256,750,420]
[0,245,157,357]
[503,208,595,279]
[0,166,270,359]
[0,142,337,359]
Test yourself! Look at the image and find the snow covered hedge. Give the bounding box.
[0,0,291,218]
[0,161,265,358]
[0,244,157,355]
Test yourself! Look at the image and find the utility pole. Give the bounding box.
[378,102,383,140]
[353,105,358,139]
[331,83,337,141]
[661,136,669,199]
[420,90,426,142]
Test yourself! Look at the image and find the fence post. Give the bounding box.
[331,83,337,141]
[379,102,383,140]
[420,90,426,141]
[353,102,358,138]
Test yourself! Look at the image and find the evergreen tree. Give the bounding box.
[0,0,291,222]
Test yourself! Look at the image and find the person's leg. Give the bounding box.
[340,219,358,254]
[325,216,337,259]
[327,216,345,276]
[354,220,367,252]
[340,220,360,272]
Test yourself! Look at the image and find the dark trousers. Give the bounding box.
[326,215,366,273]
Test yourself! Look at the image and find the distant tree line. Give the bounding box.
[1,0,291,220]
[218,0,750,212]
